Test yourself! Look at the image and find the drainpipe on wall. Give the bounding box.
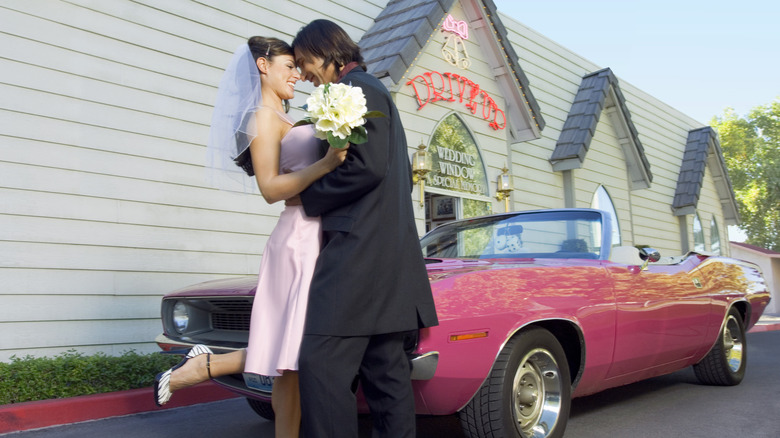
[678,215,690,253]
[562,170,575,208]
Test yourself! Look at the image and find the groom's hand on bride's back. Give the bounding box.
[285,195,302,206]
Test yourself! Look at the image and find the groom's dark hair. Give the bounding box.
[292,19,366,71]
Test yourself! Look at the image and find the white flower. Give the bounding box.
[296,83,384,149]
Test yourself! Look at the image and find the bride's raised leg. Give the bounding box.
[170,349,246,392]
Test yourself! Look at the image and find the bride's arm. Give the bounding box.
[250,108,347,204]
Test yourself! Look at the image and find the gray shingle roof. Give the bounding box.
[550,68,651,189]
[672,127,740,224]
[357,0,545,130]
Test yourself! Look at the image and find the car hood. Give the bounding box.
[165,276,258,298]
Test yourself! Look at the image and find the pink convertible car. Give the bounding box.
[156,208,770,438]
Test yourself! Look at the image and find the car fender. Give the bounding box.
[414,314,585,415]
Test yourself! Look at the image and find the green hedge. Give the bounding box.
[0,350,181,405]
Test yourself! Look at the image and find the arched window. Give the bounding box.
[428,113,489,197]
[693,213,705,252]
[590,185,621,246]
[710,217,721,255]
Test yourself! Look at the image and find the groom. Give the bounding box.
[293,19,439,438]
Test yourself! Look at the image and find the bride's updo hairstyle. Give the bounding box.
[247,36,294,64]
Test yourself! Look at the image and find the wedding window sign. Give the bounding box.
[406,71,506,131]
[427,114,489,196]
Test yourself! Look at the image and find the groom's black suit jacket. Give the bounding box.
[300,67,438,336]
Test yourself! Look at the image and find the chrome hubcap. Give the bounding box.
[723,314,743,372]
[512,348,562,438]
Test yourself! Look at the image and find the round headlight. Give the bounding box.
[172,301,190,333]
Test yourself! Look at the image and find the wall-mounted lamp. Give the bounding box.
[412,143,432,207]
[495,166,512,212]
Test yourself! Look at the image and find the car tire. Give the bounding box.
[246,398,275,421]
[459,327,571,438]
[693,307,747,386]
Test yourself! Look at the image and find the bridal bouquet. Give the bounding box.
[294,83,385,149]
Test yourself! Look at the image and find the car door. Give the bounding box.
[605,257,713,380]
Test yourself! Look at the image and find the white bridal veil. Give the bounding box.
[205,43,263,193]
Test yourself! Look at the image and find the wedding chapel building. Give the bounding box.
[0,0,742,361]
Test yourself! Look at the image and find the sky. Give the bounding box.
[492,0,780,125]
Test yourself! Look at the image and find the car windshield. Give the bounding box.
[420,210,605,260]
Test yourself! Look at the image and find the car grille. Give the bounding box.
[208,299,252,331]
[208,299,253,312]
[212,312,251,331]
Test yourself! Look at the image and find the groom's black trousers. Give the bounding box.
[298,331,416,438]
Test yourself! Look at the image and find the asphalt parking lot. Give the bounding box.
[3,327,778,438]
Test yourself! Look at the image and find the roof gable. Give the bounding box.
[550,68,652,190]
[672,127,740,225]
[358,0,545,140]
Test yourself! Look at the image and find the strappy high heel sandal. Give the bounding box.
[153,344,213,406]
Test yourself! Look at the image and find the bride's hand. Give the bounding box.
[324,144,350,170]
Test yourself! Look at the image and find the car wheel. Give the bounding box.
[246,398,275,420]
[693,307,746,386]
[459,327,571,438]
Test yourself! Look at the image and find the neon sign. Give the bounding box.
[442,14,468,39]
[442,34,470,69]
[441,14,470,69]
[406,70,506,131]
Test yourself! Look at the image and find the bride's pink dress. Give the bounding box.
[244,115,321,377]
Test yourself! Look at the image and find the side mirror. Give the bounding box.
[638,247,661,270]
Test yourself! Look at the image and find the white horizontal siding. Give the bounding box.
[0,161,280,220]
[0,3,223,94]
[2,81,207,146]
[573,116,635,245]
[2,241,262,275]
[0,0,389,361]
[500,11,717,255]
[0,320,163,360]
[501,20,595,213]
[0,0,733,362]
[0,214,268,256]
[0,188,281,235]
[0,293,166,361]
[2,268,241,296]
[0,295,159,323]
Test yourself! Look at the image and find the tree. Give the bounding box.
[711,99,780,251]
